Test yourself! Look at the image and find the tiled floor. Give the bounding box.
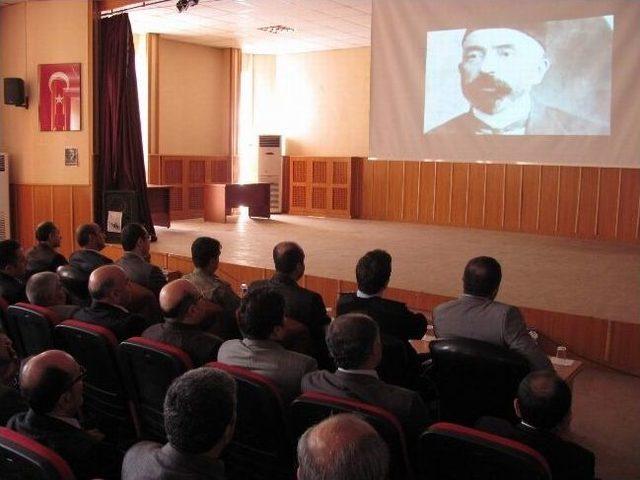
[152,214,639,324]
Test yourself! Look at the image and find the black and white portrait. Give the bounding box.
[424,16,613,136]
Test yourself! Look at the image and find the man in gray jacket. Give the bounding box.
[434,256,551,371]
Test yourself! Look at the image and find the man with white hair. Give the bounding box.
[26,271,79,320]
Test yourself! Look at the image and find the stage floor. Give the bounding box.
[151,214,639,325]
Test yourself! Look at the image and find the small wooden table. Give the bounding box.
[203,183,271,223]
[410,336,584,383]
[147,185,171,228]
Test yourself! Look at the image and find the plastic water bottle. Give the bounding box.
[240,283,248,297]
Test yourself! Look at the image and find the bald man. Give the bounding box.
[250,241,332,368]
[297,414,389,480]
[7,350,113,478]
[142,279,223,366]
[73,264,148,341]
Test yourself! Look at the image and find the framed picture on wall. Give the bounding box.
[38,63,81,131]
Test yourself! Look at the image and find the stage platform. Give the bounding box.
[148,214,638,325]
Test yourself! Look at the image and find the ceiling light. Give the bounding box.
[176,0,199,13]
[257,25,295,34]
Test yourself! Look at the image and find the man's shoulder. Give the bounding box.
[123,441,163,472]
[529,103,608,135]
[125,440,163,458]
[426,112,474,135]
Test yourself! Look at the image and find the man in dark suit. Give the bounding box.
[476,371,595,480]
[7,350,113,479]
[0,239,27,305]
[143,279,223,366]
[116,223,167,297]
[218,286,317,405]
[434,256,551,371]
[73,264,148,341]
[26,272,80,320]
[25,221,68,279]
[68,223,113,278]
[302,313,430,440]
[250,241,331,368]
[122,367,236,480]
[0,333,26,425]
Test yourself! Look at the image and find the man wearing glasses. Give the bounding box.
[6,350,114,478]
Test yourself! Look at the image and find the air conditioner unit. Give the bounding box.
[258,135,283,213]
[0,153,10,240]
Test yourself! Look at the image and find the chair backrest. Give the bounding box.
[430,338,530,425]
[290,391,414,480]
[56,266,90,307]
[53,320,132,441]
[0,426,75,480]
[377,333,421,388]
[206,361,293,480]
[419,422,551,480]
[5,303,61,358]
[117,337,193,442]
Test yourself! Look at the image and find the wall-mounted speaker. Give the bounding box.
[3,78,28,108]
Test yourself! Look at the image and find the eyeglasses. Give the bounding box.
[65,365,86,392]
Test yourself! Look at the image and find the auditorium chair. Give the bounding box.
[118,337,193,442]
[378,333,422,389]
[0,426,75,480]
[5,303,61,358]
[206,361,293,480]
[429,338,530,425]
[53,320,136,445]
[56,265,90,307]
[0,296,9,330]
[290,391,414,480]
[418,422,551,480]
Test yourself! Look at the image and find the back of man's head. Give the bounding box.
[237,286,284,340]
[76,223,102,249]
[159,279,200,322]
[26,272,64,307]
[88,265,127,303]
[273,241,304,275]
[191,237,221,269]
[0,239,21,271]
[164,367,236,455]
[35,221,58,243]
[297,413,389,480]
[463,256,502,298]
[326,314,379,369]
[121,223,147,252]
[356,249,392,295]
[517,371,571,430]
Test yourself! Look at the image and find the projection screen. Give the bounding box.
[369,0,640,167]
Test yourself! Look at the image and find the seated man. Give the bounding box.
[68,223,112,278]
[218,286,317,405]
[183,237,240,339]
[302,313,430,440]
[297,413,390,480]
[142,279,223,366]
[122,367,236,480]
[26,272,80,320]
[250,241,331,367]
[7,350,113,479]
[25,221,68,278]
[0,239,27,304]
[0,333,26,425]
[73,265,148,341]
[434,256,551,371]
[116,223,166,297]
[476,371,595,480]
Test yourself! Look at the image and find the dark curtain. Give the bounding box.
[97,13,156,239]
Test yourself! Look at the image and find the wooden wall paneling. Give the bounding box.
[608,321,640,374]
[149,251,168,269]
[52,186,74,257]
[384,287,419,309]
[361,160,375,219]
[538,166,559,235]
[148,155,161,184]
[402,162,420,223]
[417,162,436,224]
[281,156,290,213]
[616,169,640,242]
[503,165,522,231]
[33,186,53,229]
[434,162,452,224]
[467,163,485,228]
[520,165,541,233]
[576,167,599,239]
[414,292,454,314]
[596,168,621,240]
[13,185,35,246]
[166,254,193,276]
[484,164,504,230]
[371,161,389,219]
[387,161,404,221]
[450,163,469,226]
[304,275,341,312]
[556,167,580,237]
[217,262,266,294]
[72,186,93,232]
[349,157,364,218]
